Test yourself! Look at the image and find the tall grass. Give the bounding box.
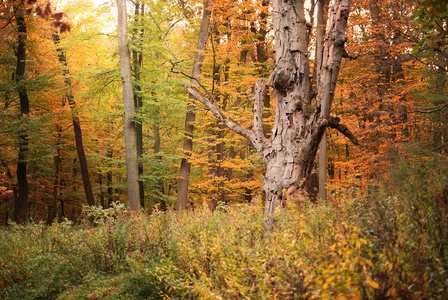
[1,159,447,299]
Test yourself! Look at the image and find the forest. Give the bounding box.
[0,0,447,298]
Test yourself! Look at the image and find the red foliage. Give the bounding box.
[53,12,63,21]
[43,2,51,18]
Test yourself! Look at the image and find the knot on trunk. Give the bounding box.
[269,58,295,94]
[336,33,348,45]
[330,31,348,46]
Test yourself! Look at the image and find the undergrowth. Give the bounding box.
[1,159,447,299]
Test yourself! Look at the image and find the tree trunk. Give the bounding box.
[208,42,226,211]
[153,118,167,210]
[14,7,29,224]
[106,149,114,207]
[263,0,352,220]
[48,124,62,224]
[2,160,18,224]
[176,0,213,211]
[316,0,330,202]
[318,132,327,200]
[117,0,141,212]
[52,31,95,207]
[254,0,270,78]
[133,1,145,208]
[181,0,355,225]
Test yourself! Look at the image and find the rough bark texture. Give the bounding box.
[117,0,141,212]
[14,7,29,224]
[176,0,213,211]
[182,0,353,223]
[53,31,95,207]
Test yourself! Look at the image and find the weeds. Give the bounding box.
[0,158,447,299]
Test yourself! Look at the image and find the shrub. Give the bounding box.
[1,158,447,299]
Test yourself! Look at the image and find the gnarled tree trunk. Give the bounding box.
[182,0,357,224]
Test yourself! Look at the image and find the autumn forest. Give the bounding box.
[1,0,447,298]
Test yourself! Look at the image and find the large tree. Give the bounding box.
[182,0,357,222]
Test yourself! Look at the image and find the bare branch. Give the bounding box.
[171,63,216,100]
[180,83,265,155]
[327,116,359,145]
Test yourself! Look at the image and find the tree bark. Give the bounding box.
[153,118,167,210]
[318,131,327,200]
[14,7,29,224]
[176,0,213,211]
[48,124,62,224]
[316,0,330,201]
[133,1,145,208]
[106,149,114,207]
[117,0,141,212]
[52,31,96,207]
[181,0,354,225]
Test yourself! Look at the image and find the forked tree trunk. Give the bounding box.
[182,0,357,224]
[264,0,354,218]
[117,0,141,212]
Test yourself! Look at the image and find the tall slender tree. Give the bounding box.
[132,1,145,208]
[117,0,140,212]
[14,5,30,223]
[176,0,213,211]
[316,0,330,201]
[52,31,95,207]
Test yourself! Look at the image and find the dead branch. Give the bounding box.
[327,116,359,145]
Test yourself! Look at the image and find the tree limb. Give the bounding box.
[327,116,359,145]
[180,83,265,155]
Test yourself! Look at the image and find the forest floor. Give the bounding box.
[1,159,448,299]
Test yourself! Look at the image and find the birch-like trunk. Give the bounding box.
[117,0,140,212]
